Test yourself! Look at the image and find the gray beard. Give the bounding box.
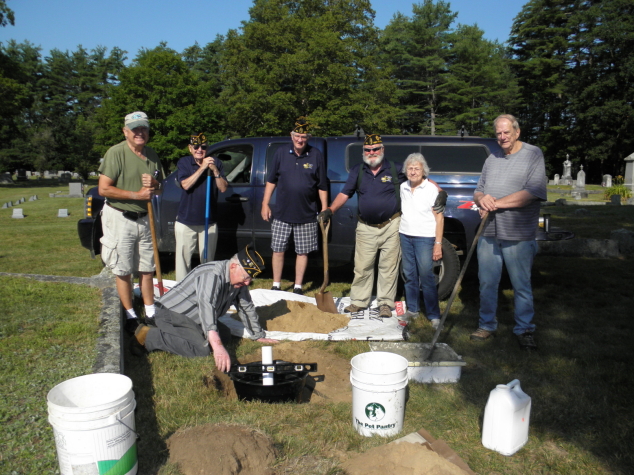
[363,152,384,168]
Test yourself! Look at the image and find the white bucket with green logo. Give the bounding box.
[350,351,409,437]
[47,373,138,475]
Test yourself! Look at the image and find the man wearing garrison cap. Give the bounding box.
[174,133,228,281]
[131,244,278,372]
[319,134,446,319]
[261,117,328,294]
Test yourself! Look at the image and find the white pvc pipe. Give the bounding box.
[262,346,274,386]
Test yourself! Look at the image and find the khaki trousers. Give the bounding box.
[175,221,218,281]
[349,217,401,308]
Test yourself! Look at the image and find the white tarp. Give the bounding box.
[137,281,406,341]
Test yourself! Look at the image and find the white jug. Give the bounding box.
[482,379,531,456]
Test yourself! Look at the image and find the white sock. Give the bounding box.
[145,304,156,318]
[125,308,138,320]
[294,284,302,289]
[273,282,281,288]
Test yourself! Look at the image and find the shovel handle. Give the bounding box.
[147,200,164,297]
[318,219,331,293]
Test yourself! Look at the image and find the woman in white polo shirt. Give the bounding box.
[399,153,444,328]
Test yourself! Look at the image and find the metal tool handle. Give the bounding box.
[318,219,331,294]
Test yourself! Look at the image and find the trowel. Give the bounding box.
[314,219,339,314]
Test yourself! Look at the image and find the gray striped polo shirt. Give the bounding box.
[475,142,547,241]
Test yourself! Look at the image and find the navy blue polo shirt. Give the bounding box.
[266,144,328,224]
[341,160,406,225]
[175,155,226,226]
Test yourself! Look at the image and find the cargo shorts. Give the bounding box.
[100,204,155,276]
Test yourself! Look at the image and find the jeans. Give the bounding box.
[477,236,538,335]
[399,234,441,320]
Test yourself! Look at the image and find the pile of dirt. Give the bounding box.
[167,423,277,475]
[210,341,353,403]
[255,300,350,333]
[341,441,469,475]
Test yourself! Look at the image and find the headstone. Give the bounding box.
[57,209,69,218]
[576,165,586,188]
[554,174,560,185]
[59,172,71,184]
[624,152,634,193]
[89,171,97,177]
[603,174,612,187]
[29,195,38,201]
[560,154,573,185]
[34,171,40,177]
[44,170,50,177]
[610,229,634,254]
[610,195,622,205]
[26,171,32,177]
[2,202,10,208]
[68,183,83,198]
[17,168,27,181]
[12,208,25,219]
[555,198,567,206]
[49,193,56,198]
[0,173,13,184]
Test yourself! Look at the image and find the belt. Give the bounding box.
[107,202,148,220]
[358,212,401,229]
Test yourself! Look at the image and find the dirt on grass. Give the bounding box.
[166,423,277,475]
[255,299,350,333]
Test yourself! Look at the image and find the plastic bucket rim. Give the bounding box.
[351,351,409,375]
[47,373,133,413]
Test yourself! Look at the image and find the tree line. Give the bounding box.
[0,0,632,182]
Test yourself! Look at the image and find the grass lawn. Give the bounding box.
[1,179,633,474]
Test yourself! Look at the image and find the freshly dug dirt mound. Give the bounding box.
[167,423,277,475]
[255,300,350,333]
[211,341,353,403]
[341,441,469,475]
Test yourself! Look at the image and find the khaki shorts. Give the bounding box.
[100,204,154,276]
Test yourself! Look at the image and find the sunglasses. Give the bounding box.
[192,144,208,151]
[363,146,383,153]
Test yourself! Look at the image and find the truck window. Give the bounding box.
[210,145,253,184]
[421,144,490,173]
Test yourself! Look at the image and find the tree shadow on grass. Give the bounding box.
[447,255,634,474]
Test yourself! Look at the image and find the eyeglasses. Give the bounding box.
[363,146,383,153]
[407,167,423,172]
[192,144,208,151]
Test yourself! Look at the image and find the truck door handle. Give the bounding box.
[225,196,249,203]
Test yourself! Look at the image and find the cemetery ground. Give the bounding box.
[1,181,634,474]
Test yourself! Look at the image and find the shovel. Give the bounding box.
[424,211,490,361]
[314,219,339,314]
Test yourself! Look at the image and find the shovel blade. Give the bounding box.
[314,291,339,314]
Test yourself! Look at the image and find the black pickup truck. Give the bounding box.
[78,134,502,299]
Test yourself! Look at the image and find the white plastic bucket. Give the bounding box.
[47,373,138,475]
[350,351,409,437]
[482,379,531,456]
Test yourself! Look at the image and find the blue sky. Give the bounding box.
[1,0,527,60]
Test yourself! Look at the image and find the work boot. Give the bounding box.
[516,331,538,350]
[130,324,150,356]
[344,304,366,314]
[470,328,495,341]
[378,304,393,318]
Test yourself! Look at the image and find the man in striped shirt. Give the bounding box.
[470,114,547,350]
[131,245,277,371]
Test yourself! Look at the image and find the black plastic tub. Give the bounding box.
[228,361,312,403]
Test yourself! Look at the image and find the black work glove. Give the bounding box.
[317,208,333,224]
[433,191,448,214]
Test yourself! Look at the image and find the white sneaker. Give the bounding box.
[398,310,418,322]
[431,319,440,329]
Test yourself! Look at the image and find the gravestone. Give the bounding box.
[57,209,69,218]
[2,202,11,208]
[16,169,27,182]
[26,171,31,177]
[610,195,622,205]
[0,173,13,184]
[29,195,38,201]
[68,183,83,198]
[603,174,612,187]
[554,174,560,185]
[44,170,50,178]
[34,171,40,177]
[625,152,634,193]
[12,208,25,219]
[49,193,56,198]
[611,229,634,254]
[59,172,71,184]
[560,155,573,185]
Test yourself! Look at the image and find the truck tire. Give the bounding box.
[436,238,460,301]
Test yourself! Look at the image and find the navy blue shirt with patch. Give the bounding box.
[266,145,328,224]
[175,155,226,226]
[341,160,406,225]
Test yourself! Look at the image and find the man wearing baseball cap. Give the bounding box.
[131,244,278,372]
[98,111,164,335]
